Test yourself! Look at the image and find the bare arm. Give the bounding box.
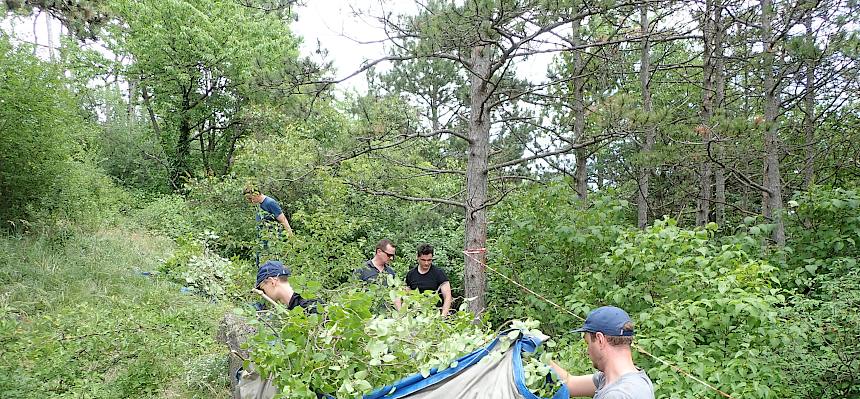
[275,213,294,237]
[549,361,595,398]
[439,281,453,317]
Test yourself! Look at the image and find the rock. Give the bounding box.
[217,312,257,397]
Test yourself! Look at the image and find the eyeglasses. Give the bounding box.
[380,249,395,259]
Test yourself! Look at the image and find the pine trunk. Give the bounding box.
[761,0,786,246]
[638,4,655,229]
[464,44,492,319]
[802,16,815,190]
[572,18,588,201]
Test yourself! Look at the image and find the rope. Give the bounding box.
[463,250,736,399]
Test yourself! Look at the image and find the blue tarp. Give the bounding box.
[363,330,569,399]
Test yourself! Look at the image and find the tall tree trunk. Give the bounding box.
[761,0,786,246]
[464,43,491,319]
[572,18,588,200]
[430,97,441,132]
[714,6,727,226]
[45,13,54,61]
[638,4,655,229]
[802,16,816,190]
[697,0,716,226]
[714,154,726,224]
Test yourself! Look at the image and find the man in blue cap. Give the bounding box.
[234,261,323,399]
[549,306,654,398]
[255,260,320,313]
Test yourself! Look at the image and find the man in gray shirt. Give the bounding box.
[549,306,654,398]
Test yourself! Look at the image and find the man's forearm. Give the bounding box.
[441,296,452,317]
[276,213,294,236]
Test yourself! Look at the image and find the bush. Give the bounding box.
[485,183,630,333]
[775,186,860,398]
[558,218,788,398]
[160,231,255,303]
[246,288,555,398]
[0,38,86,226]
[783,186,860,290]
[134,194,196,238]
[0,38,128,231]
[779,269,860,398]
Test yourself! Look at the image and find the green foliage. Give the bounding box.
[558,218,788,398]
[134,193,196,238]
[3,0,109,39]
[246,288,555,398]
[0,37,129,230]
[91,86,172,192]
[0,227,230,398]
[783,186,860,288]
[486,183,631,333]
[0,38,79,225]
[160,231,255,303]
[106,0,306,183]
[778,269,860,398]
[774,186,860,398]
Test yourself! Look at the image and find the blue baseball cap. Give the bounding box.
[573,306,634,337]
[255,260,291,288]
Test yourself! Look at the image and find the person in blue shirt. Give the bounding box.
[244,186,294,266]
[244,187,294,236]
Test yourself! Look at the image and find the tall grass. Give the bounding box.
[0,228,231,398]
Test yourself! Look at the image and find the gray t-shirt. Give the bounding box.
[593,369,654,399]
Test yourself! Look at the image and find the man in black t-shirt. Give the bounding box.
[405,243,453,317]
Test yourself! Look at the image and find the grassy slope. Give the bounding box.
[0,228,231,398]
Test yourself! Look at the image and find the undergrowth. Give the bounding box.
[0,227,231,398]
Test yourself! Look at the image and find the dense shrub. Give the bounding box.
[0,38,127,231]
[775,186,860,398]
[0,38,81,225]
[551,218,788,398]
[134,194,196,238]
[485,183,630,332]
[159,231,256,303]
[783,186,860,289]
[779,269,860,398]
[246,287,556,398]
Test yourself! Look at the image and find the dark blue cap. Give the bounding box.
[255,260,290,288]
[573,306,634,337]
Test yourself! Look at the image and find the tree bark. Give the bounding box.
[464,43,492,319]
[638,4,655,229]
[572,18,588,201]
[141,86,161,138]
[696,0,715,227]
[802,16,815,190]
[199,120,210,176]
[761,0,786,246]
[714,4,727,226]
